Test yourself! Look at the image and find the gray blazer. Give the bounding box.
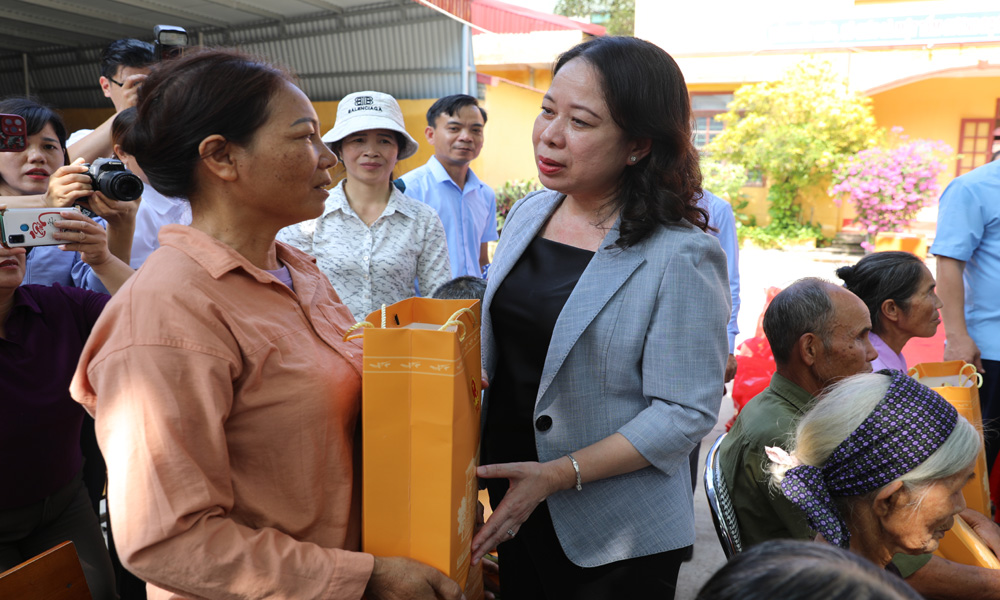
[482,189,730,567]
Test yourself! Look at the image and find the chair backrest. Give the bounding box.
[0,541,92,600]
[704,432,744,559]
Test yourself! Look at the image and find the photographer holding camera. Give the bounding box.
[66,39,154,164]
[0,98,137,293]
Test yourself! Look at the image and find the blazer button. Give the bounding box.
[535,415,553,431]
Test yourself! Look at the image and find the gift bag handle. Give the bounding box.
[343,321,373,342]
[907,363,984,388]
[437,307,478,342]
[959,362,984,388]
[446,306,478,327]
[345,306,477,341]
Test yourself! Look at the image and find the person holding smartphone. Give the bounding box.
[0,204,131,600]
[0,97,137,292]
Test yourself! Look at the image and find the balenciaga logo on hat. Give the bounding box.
[349,95,382,113]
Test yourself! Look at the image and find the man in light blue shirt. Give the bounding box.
[400,95,498,278]
[686,190,740,507]
[700,190,741,378]
[930,159,1000,470]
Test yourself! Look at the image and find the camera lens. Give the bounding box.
[8,234,24,244]
[99,171,144,202]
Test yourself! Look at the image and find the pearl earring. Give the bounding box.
[630,156,637,163]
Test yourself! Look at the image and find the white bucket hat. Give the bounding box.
[321,91,419,160]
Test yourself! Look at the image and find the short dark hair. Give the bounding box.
[0,97,68,165]
[426,94,487,128]
[554,36,708,249]
[432,276,486,302]
[763,278,836,365]
[127,48,294,198]
[696,540,922,600]
[100,39,155,79]
[836,251,926,334]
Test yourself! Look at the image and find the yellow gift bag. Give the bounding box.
[908,361,989,516]
[908,361,998,569]
[348,298,483,597]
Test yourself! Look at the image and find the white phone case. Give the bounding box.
[0,206,81,248]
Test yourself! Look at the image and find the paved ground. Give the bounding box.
[674,246,907,598]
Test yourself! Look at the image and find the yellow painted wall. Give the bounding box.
[870,75,1000,186]
[687,83,741,93]
[798,178,846,239]
[476,79,545,189]
[736,186,770,226]
[61,107,114,132]
[478,66,553,91]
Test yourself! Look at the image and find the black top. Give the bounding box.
[484,236,594,503]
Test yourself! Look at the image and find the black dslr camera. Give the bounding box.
[85,158,144,202]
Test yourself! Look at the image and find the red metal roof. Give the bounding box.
[472,0,606,35]
[414,0,605,36]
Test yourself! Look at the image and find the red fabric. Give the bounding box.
[901,325,946,367]
[727,287,781,430]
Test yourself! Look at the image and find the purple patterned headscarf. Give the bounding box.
[778,369,958,548]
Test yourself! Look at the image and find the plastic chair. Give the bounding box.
[704,432,743,559]
[0,541,92,600]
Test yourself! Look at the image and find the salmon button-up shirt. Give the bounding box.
[72,225,374,600]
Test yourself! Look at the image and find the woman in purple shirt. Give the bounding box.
[836,251,943,371]
[0,224,130,600]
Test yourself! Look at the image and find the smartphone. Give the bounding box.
[0,206,81,248]
[1,113,27,152]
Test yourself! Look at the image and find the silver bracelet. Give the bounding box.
[567,454,582,491]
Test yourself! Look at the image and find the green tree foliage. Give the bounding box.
[494,178,543,234]
[701,157,752,226]
[554,0,634,36]
[706,59,881,237]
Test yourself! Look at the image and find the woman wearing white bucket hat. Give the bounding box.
[279,91,451,320]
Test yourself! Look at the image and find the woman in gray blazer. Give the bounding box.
[470,36,731,599]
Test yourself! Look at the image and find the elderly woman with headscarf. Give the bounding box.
[768,370,980,572]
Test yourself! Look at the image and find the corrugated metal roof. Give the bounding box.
[0,1,477,107]
[471,0,605,36]
[0,0,398,52]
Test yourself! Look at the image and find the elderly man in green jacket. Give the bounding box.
[720,277,1000,599]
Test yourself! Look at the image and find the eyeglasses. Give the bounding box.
[106,76,124,87]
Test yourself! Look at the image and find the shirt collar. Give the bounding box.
[769,372,817,414]
[142,186,189,217]
[323,179,418,221]
[158,224,318,285]
[426,155,481,191]
[11,285,42,315]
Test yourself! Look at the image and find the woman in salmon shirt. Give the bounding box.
[71,49,462,600]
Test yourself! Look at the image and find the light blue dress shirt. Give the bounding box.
[400,156,498,278]
[699,190,741,353]
[930,160,1000,361]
